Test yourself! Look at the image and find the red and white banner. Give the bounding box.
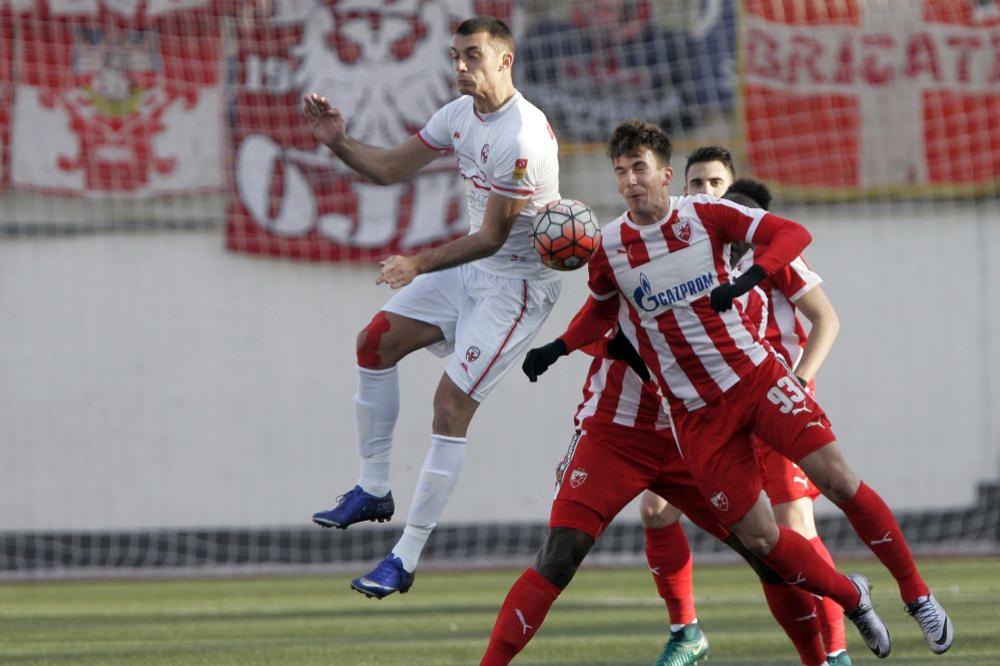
[225,0,516,262]
[0,4,15,189]
[8,0,224,196]
[741,0,1000,195]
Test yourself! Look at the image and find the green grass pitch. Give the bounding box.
[2,557,997,665]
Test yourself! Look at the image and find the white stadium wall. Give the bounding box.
[2,194,997,533]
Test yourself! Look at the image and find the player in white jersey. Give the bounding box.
[527,121,953,658]
[303,16,561,599]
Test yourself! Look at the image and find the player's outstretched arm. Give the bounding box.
[521,294,624,382]
[791,285,840,384]
[303,93,439,186]
[377,191,524,288]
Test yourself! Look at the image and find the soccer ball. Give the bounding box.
[530,199,601,271]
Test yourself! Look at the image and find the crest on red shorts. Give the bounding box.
[709,491,729,512]
[671,219,692,244]
[465,346,481,362]
[569,468,588,488]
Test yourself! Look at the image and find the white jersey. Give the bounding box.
[419,92,560,279]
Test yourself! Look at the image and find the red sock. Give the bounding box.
[837,481,929,603]
[645,524,696,626]
[481,568,560,666]
[763,526,860,611]
[809,536,847,654]
[760,581,827,666]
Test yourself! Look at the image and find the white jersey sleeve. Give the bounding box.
[488,121,556,201]
[417,98,460,151]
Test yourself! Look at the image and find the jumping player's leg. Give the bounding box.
[674,392,892,658]
[312,310,447,530]
[796,443,929,600]
[354,312,446,495]
[390,373,479,572]
[313,267,464,530]
[354,270,560,599]
[756,442,848,659]
[749,357,952,654]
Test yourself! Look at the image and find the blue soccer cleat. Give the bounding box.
[312,485,394,529]
[351,554,414,599]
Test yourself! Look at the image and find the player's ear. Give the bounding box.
[500,51,514,71]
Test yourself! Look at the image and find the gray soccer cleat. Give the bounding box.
[844,574,891,658]
[905,593,953,654]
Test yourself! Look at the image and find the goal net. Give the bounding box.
[2,0,998,578]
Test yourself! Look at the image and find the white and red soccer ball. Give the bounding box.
[530,199,601,271]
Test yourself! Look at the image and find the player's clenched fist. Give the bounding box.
[522,339,568,382]
[377,255,421,289]
[302,93,346,147]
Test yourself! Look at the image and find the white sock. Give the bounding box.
[354,365,399,497]
[671,619,696,632]
[391,434,467,572]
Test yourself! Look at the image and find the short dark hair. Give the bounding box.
[456,16,515,54]
[726,178,772,211]
[685,145,735,179]
[607,120,672,166]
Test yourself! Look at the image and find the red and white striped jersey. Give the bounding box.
[736,248,822,368]
[585,194,811,413]
[573,356,670,432]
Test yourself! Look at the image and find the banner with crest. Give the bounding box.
[225,0,515,262]
[7,0,224,196]
[741,0,1000,198]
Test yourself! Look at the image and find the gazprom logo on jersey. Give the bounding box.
[633,271,716,312]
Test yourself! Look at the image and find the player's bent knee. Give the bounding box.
[639,495,681,528]
[533,528,594,589]
[724,534,783,584]
[356,311,393,369]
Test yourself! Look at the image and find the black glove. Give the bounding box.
[522,339,568,382]
[605,329,651,382]
[710,264,767,312]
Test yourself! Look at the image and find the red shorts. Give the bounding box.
[673,355,836,526]
[754,437,821,505]
[549,422,728,542]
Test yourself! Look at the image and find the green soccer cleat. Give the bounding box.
[653,623,710,666]
[826,651,853,666]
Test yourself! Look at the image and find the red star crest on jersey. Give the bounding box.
[465,345,481,362]
[569,468,588,488]
[671,219,693,244]
[709,491,729,511]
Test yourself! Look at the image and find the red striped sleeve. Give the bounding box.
[559,295,619,353]
[586,245,618,300]
[748,214,812,274]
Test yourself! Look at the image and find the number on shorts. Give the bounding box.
[766,376,807,414]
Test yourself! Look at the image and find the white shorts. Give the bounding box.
[382,263,561,402]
